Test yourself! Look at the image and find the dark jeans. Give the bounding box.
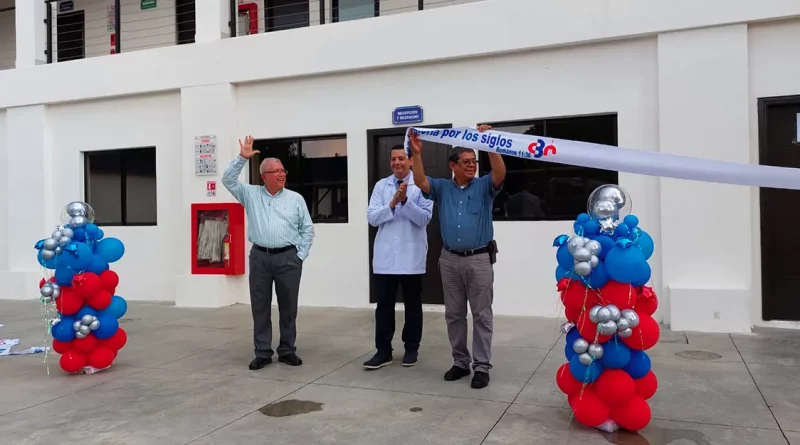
[374,274,423,355]
[249,246,303,359]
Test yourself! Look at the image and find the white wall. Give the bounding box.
[0,0,15,70]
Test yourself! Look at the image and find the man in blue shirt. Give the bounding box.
[408,125,506,389]
[364,145,433,370]
[222,136,314,371]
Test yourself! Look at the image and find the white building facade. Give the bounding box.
[1,0,799,334]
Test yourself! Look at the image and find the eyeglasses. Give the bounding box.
[263,169,288,175]
[459,159,479,166]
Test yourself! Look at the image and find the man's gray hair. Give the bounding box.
[259,157,282,174]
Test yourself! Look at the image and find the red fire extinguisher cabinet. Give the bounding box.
[191,202,246,275]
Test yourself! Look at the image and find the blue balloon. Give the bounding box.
[94,315,119,340]
[624,350,651,379]
[614,223,631,238]
[569,354,605,384]
[565,342,576,361]
[602,338,632,369]
[573,222,585,236]
[636,231,655,260]
[63,242,93,272]
[623,215,639,228]
[605,244,647,284]
[87,254,109,275]
[72,228,86,242]
[632,262,652,287]
[76,306,98,320]
[37,250,58,270]
[96,228,105,240]
[51,317,76,342]
[97,238,125,263]
[566,326,581,345]
[555,265,572,282]
[583,220,600,236]
[576,213,590,223]
[54,267,74,286]
[99,295,127,319]
[587,261,610,289]
[556,245,575,270]
[84,224,100,240]
[594,235,615,260]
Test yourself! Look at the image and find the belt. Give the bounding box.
[445,245,489,257]
[253,244,295,254]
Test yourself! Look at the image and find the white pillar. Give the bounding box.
[195,0,231,43]
[657,24,752,333]
[15,0,48,68]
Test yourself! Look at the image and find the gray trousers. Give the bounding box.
[249,246,303,359]
[438,248,494,373]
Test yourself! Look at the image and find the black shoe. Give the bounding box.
[471,371,490,389]
[278,353,303,366]
[249,357,272,370]
[402,350,418,367]
[444,365,471,381]
[363,352,393,370]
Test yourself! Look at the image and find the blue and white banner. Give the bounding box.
[405,127,800,190]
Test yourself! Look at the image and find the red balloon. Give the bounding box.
[88,290,113,310]
[634,371,658,400]
[72,335,99,355]
[568,388,610,428]
[561,280,600,312]
[611,396,652,431]
[597,280,636,310]
[576,311,613,343]
[72,273,102,300]
[565,306,582,323]
[99,328,127,351]
[51,339,72,354]
[55,287,83,316]
[595,369,636,407]
[621,312,660,351]
[556,363,585,396]
[636,286,659,315]
[59,351,87,373]
[88,348,116,369]
[99,270,120,294]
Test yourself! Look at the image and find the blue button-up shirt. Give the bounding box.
[423,174,500,251]
[368,173,433,275]
[222,155,314,260]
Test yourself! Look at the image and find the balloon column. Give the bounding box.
[553,185,660,433]
[34,201,128,374]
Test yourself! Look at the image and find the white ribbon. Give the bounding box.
[405,127,800,190]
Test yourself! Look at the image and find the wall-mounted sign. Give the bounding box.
[207,181,217,197]
[392,106,424,125]
[141,0,156,10]
[195,135,218,175]
[59,1,74,13]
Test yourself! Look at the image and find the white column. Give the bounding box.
[657,24,752,333]
[174,83,246,307]
[195,0,231,43]
[0,105,55,299]
[15,0,48,68]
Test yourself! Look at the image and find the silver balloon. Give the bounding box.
[51,317,61,326]
[69,215,88,228]
[591,199,617,220]
[75,331,88,339]
[58,236,72,247]
[618,328,633,338]
[78,325,91,336]
[40,284,54,297]
[89,320,101,331]
[588,184,632,222]
[60,227,75,238]
[606,305,621,321]
[54,246,63,255]
[589,255,600,268]
[41,249,56,260]
[43,238,58,251]
[621,309,640,328]
[596,307,612,323]
[52,230,63,239]
[567,236,586,254]
[572,338,590,354]
[41,296,52,303]
[578,352,594,366]
[588,305,603,323]
[73,321,82,332]
[594,185,629,210]
[51,283,61,299]
[67,201,90,217]
[598,320,618,336]
[616,318,630,331]
[573,247,592,262]
[588,343,604,359]
[81,314,94,325]
[584,240,602,256]
[573,261,592,277]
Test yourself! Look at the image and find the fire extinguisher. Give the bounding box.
[223,233,231,268]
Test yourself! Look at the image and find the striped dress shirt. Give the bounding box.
[222,155,314,260]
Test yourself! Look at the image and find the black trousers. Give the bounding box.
[374,274,423,355]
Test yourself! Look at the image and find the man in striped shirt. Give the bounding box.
[222,136,315,371]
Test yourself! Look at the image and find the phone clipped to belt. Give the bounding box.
[488,240,498,264]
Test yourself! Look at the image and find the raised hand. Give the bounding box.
[407,128,422,155]
[477,124,492,133]
[238,136,260,159]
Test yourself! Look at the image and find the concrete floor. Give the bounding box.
[0,300,798,445]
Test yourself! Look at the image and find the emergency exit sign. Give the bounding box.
[141,0,156,9]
